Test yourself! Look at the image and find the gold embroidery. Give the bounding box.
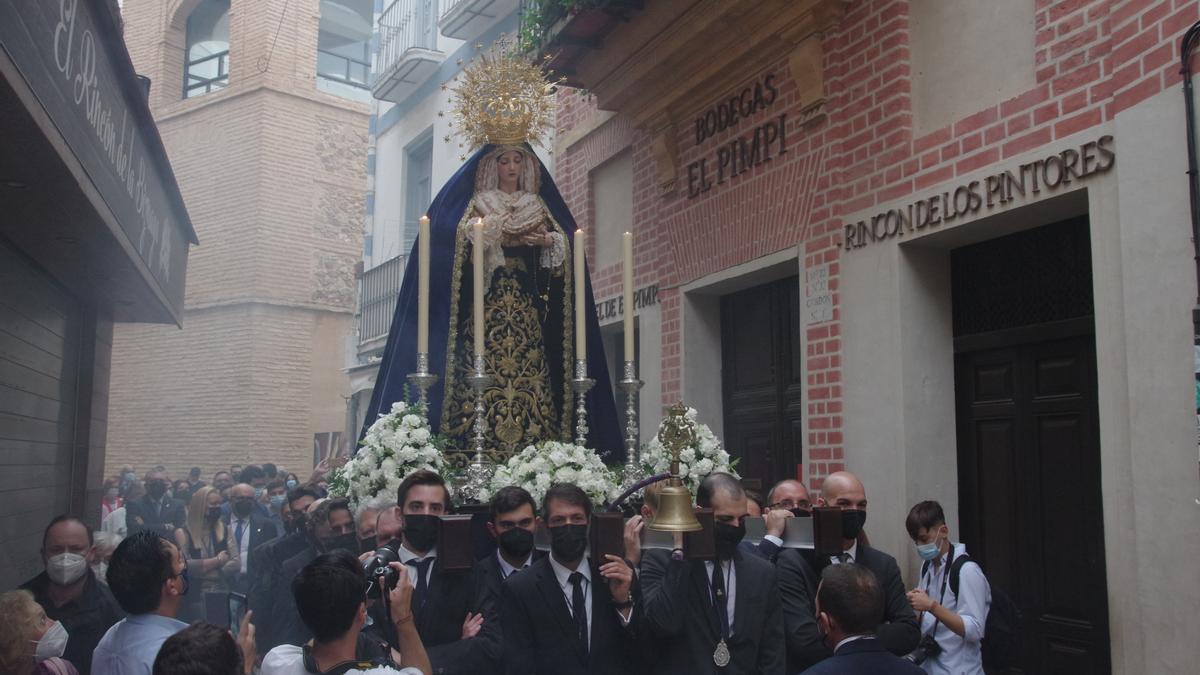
[440,196,577,466]
[444,269,558,455]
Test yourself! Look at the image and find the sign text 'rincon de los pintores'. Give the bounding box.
[844,135,1115,251]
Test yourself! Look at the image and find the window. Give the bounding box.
[403,134,434,251]
[318,0,373,100]
[184,0,230,98]
[591,151,634,270]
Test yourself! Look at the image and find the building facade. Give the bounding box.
[107,0,370,477]
[551,0,1200,671]
[346,0,541,435]
[0,0,195,587]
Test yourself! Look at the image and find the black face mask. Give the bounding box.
[549,524,588,563]
[403,514,441,552]
[146,481,167,500]
[321,532,359,553]
[713,521,746,560]
[206,506,223,521]
[790,507,812,518]
[841,509,867,540]
[232,500,254,518]
[498,527,536,560]
[359,536,378,555]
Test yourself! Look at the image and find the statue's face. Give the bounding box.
[496,150,524,191]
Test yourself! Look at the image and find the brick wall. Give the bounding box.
[555,0,1198,489]
[107,0,370,478]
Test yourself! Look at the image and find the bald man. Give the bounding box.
[375,504,403,546]
[776,471,920,671]
[747,479,813,563]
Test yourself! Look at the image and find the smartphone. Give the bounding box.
[228,592,248,635]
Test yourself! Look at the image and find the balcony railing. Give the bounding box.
[377,0,438,76]
[359,254,407,346]
[439,0,518,40]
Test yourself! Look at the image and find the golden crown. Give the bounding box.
[445,47,559,150]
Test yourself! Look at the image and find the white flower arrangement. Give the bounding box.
[328,401,448,509]
[483,440,618,506]
[641,405,737,495]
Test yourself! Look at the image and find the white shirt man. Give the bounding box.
[916,542,991,675]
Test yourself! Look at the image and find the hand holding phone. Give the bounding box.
[228,592,248,635]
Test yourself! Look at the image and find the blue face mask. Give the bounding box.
[286,479,298,490]
[270,494,286,511]
[254,487,265,500]
[916,530,945,561]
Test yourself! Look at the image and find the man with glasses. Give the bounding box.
[746,479,813,563]
[92,531,192,674]
[227,483,282,593]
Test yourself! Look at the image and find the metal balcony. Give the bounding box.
[372,0,445,103]
[439,0,518,41]
[358,254,407,347]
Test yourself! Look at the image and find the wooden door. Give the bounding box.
[720,276,803,489]
[956,335,1110,674]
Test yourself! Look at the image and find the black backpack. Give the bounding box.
[921,553,1022,669]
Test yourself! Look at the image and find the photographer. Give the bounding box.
[260,551,431,675]
[904,501,991,674]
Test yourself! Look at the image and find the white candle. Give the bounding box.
[574,229,586,361]
[623,231,634,361]
[417,215,430,355]
[473,218,485,358]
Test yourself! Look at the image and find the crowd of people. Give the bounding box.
[0,462,993,675]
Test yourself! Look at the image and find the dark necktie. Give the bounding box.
[711,561,730,640]
[569,571,588,652]
[406,558,435,610]
[235,519,246,554]
[838,551,851,564]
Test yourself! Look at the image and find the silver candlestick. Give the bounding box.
[618,360,645,487]
[571,359,595,447]
[406,352,438,413]
[462,354,494,502]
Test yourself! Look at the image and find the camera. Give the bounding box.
[362,544,401,598]
[903,634,943,665]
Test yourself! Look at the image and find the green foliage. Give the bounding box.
[517,0,593,54]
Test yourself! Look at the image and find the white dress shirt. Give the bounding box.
[397,544,437,588]
[497,550,532,579]
[231,517,251,574]
[549,553,593,647]
[704,558,737,636]
[830,540,859,566]
[918,542,991,675]
[834,633,874,653]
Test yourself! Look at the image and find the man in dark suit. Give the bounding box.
[267,497,358,652]
[500,483,637,674]
[124,469,187,539]
[799,564,923,675]
[473,486,544,607]
[370,470,499,674]
[640,472,785,675]
[744,479,812,563]
[778,471,921,671]
[249,485,319,653]
[226,482,281,592]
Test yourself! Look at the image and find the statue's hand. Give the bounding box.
[518,230,553,247]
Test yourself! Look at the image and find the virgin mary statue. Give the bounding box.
[360,51,621,464]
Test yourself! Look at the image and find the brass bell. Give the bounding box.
[647,479,701,532]
[646,402,703,532]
